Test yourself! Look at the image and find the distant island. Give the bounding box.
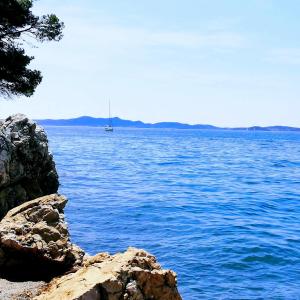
[36,116,300,132]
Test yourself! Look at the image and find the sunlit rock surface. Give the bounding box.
[35,247,182,300]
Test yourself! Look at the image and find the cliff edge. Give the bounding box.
[0,114,59,219]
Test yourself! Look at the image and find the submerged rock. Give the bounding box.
[0,114,59,219]
[0,194,84,281]
[35,247,182,300]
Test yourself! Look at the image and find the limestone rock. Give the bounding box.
[35,247,182,300]
[0,194,84,281]
[0,114,59,219]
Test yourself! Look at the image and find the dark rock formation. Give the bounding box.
[0,114,59,219]
[0,194,84,281]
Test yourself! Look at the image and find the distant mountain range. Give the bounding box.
[36,116,300,132]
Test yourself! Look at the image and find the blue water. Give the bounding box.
[46,127,300,300]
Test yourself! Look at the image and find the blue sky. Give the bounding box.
[1,0,300,126]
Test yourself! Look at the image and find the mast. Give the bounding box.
[104,99,113,131]
[108,100,112,127]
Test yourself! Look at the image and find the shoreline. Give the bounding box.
[0,114,182,300]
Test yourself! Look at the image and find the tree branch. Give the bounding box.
[0,26,34,39]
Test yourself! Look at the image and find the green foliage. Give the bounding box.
[0,0,64,97]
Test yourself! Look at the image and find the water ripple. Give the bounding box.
[45,127,300,300]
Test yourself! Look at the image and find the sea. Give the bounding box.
[45,126,300,300]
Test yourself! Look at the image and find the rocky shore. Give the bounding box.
[0,114,182,299]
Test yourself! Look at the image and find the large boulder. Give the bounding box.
[0,194,84,281]
[0,114,59,219]
[35,247,182,300]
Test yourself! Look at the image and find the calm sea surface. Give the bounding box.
[46,127,300,300]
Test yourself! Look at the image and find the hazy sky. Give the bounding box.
[1,0,300,126]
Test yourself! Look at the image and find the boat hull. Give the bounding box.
[104,126,113,132]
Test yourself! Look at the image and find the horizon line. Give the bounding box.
[35,115,300,130]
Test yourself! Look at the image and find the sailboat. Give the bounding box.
[104,101,113,132]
